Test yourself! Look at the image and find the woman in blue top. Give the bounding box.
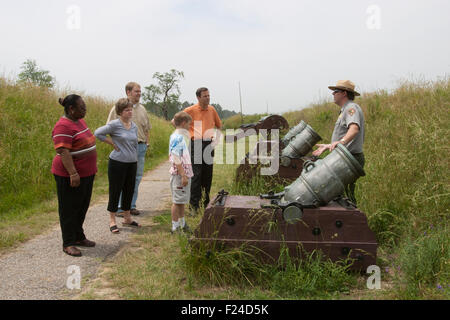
[95,98,141,233]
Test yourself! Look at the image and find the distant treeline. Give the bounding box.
[145,101,238,121]
[15,60,239,122]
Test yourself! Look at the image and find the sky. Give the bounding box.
[0,0,449,114]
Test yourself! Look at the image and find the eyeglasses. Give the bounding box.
[332,90,344,95]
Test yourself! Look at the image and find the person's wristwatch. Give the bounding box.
[340,138,346,144]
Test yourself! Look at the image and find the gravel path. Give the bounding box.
[0,161,172,300]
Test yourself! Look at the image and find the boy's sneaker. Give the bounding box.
[171,227,181,235]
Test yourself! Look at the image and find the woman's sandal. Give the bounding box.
[123,221,140,228]
[110,225,120,234]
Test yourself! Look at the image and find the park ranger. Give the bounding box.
[313,80,365,205]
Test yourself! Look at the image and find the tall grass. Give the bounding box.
[180,219,357,299]
[76,79,448,300]
[208,78,450,298]
[224,79,449,248]
[223,113,269,130]
[395,224,450,299]
[0,78,173,249]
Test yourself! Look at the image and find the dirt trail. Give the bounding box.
[0,161,171,300]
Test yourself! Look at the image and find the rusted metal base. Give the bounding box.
[236,158,307,182]
[193,195,377,271]
[234,140,318,182]
[225,115,289,143]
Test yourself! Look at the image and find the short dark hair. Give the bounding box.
[58,94,81,115]
[346,91,355,100]
[115,98,133,115]
[196,87,209,98]
[173,111,192,127]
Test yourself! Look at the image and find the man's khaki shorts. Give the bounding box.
[170,175,191,204]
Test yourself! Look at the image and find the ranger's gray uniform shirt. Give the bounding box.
[331,101,365,154]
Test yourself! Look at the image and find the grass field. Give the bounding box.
[0,78,173,252]
[1,77,448,299]
[78,78,449,300]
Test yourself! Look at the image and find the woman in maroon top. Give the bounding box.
[52,94,98,257]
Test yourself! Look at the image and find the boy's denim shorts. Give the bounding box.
[170,175,191,204]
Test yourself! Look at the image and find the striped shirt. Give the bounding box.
[51,117,98,177]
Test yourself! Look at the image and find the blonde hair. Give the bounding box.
[125,82,140,94]
[173,111,192,127]
[115,98,133,116]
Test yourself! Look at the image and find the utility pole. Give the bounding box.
[239,82,243,125]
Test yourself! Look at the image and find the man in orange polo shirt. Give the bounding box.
[184,87,222,213]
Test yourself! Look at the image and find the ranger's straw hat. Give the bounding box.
[328,80,360,96]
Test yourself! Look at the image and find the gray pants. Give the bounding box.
[345,152,365,205]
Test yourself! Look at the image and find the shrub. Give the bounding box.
[395,224,450,299]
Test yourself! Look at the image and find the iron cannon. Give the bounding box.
[192,144,377,271]
[235,120,322,182]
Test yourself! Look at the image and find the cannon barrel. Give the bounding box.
[282,144,365,207]
[225,115,289,143]
[280,122,322,166]
[193,144,376,271]
[235,121,322,182]
[281,120,307,146]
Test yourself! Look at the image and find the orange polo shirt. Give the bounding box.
[184,104,222,140]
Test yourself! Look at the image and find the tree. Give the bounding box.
[181,101,192,110]
[142,70,238,120]
[143,84,162,115]
[212,103,223,115]
[212,103,238,120]
[18,59,55,88]
[165,93,183,119]
[143,85,184,120]
[153,69,185,120]
[221,109,239,120]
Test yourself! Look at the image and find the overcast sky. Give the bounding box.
[1,0,449,114]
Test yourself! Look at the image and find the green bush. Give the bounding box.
[396,224,450,299]
[223,114,269,130]
[0,78,172,223]
[268,248,356,298]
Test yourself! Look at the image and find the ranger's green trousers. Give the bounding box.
[345,152,365,205]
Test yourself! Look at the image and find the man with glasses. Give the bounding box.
[313,80,365,205]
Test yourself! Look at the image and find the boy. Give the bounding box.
[169,112,194,233]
